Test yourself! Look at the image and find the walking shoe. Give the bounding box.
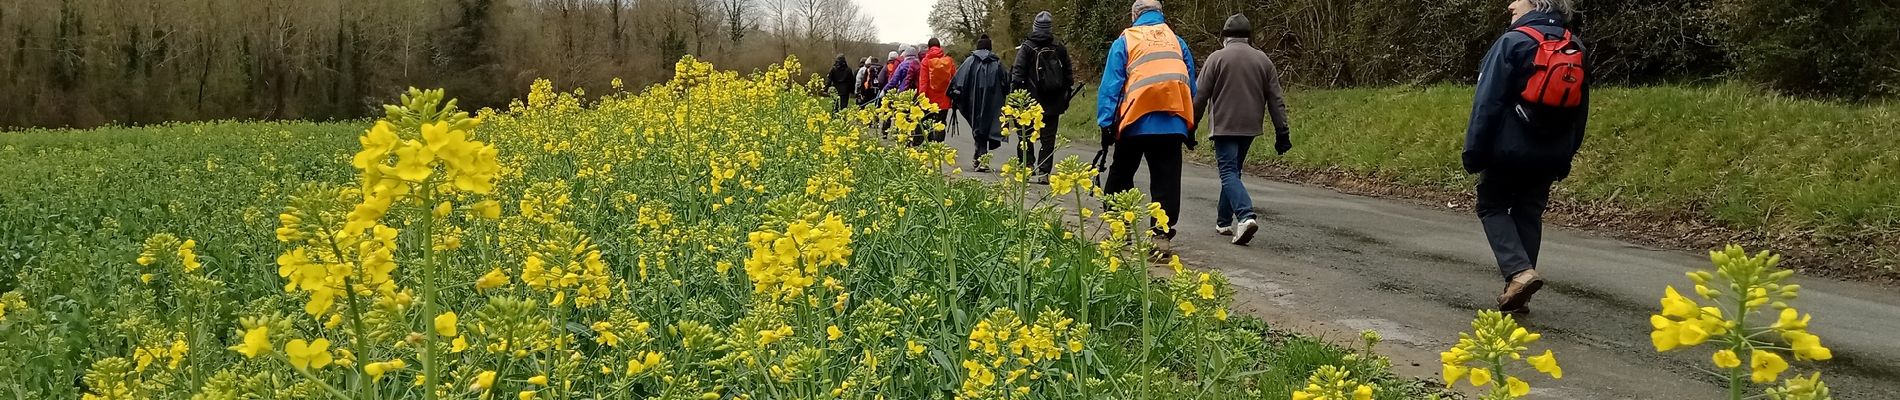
[1232,218,1260,246]
[1497,269,1545,314]
[1031,174,1050,185]
[1215,225,1235,236]
[973,161,992,173]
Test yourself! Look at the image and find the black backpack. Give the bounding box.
[1031,45,1067,94]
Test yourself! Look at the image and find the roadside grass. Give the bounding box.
[1054,84,1900,276]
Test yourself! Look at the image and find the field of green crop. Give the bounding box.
[0,58,1422,399]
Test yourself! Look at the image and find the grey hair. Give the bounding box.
[1526,0,1575,17]
[1130,0,1162,17]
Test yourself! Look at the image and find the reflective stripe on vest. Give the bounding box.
[1117,24,1195,133]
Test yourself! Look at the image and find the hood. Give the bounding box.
[923,46,947,59]
[1029,11,1055,44]
[1134,10,1166,27]
[970,49,1000,62]
[1512,10,1566,28]
[832,56,848,69]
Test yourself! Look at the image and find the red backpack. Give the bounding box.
[1514,26,1585,109]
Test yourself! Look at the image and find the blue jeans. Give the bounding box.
[1475,171,1554,281]
[1214,136,1257,227]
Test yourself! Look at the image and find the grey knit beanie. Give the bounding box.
[1222,14,1251,38]
[1033,11,1054,33]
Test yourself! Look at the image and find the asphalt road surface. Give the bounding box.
[937,115,1900,399]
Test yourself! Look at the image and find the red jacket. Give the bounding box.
[917,46,956,110]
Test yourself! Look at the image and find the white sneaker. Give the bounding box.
[1232,219,1260,245]
[1215,224,1235,236]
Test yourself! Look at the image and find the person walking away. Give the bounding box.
[827,55,855,112]
[1098,0,1198,257]
[884,50,901,90]
[1463,0,1590,314]
[916,39,959,146]
[883,46,921,94]
[1192,14,1291,246]
[882,46,922,142]
[858,56,885,106]
[1012,11,1076,184]
[951,35,1011,172]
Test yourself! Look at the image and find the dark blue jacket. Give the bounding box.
[1462,10,1590,180]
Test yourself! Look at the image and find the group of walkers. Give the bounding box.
[826,0,1589,314]
[828,15,1078,179]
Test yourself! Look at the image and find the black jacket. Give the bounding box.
[952,49,1010,142]
[1011,33,1075,115]
[1462,10,1591,180]
[827,58,855,97]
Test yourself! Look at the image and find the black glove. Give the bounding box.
[1100,125,1119,147]
[1274,131,1293,155]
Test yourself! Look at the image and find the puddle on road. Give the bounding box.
[1336,318,1429,347]
[1221,269,1298,307]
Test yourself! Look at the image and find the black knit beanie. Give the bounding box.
[976,35,992,51]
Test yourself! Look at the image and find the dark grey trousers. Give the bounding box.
[1476,172,1554,281]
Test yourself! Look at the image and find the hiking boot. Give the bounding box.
[1232,219,1260,246]
[1215,224,1235,236]
[1497,269,1545,313]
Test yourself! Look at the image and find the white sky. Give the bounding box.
[856,0,938,44]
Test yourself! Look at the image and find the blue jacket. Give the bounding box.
[1097,10,1198,138]
[1462,10,1591,180]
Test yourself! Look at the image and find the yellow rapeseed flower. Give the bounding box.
[476,268,511,290]
[1713,349,1742,369]
[230,326,270,358]
[435,311,459,337]
[285,338,333,370]
[1526,349,1563,379]
[473,370,498,391]
[1505,376,1530,397]
[1751,350,1788,383]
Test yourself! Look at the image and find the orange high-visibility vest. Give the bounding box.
[1116,24,1195,133]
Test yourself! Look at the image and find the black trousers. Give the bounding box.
[1475,171,1554,281]
[1105,134,1183,237]
[910,110,948,147]
[1016,111,1063,175]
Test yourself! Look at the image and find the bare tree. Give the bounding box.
[929,0,991,45]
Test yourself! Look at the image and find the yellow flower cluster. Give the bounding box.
[999,90,1047,142]
[130,334,189,372]
[1047,157,1101,197]
[956,308,1086,400]
[1291,365,1374,400]
[1440,311,1560,399]
[742,212,854,301]
[519,237,614,307]
[134,233,202,282]
[1651,246,1833,395]
[1169,265,1232,322]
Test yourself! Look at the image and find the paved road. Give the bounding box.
[938,116,1900,399]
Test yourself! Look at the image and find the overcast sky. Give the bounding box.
[856,0,937,44]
